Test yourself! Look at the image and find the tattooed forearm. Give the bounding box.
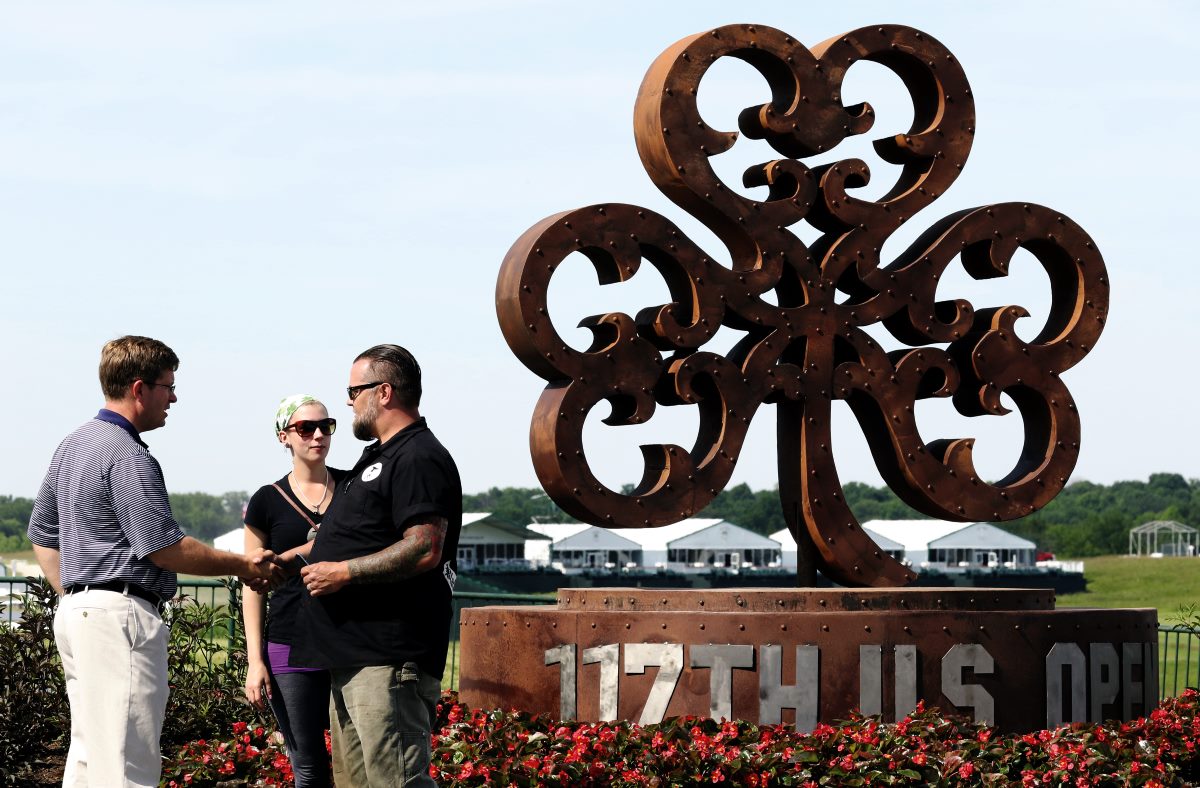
[347,517,448,584]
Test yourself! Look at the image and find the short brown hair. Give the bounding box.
[99,336,179,400]
[355,344,421,408]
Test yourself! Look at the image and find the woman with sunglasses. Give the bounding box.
[241,395,346,788]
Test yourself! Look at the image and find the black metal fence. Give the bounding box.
[1160,624,1199,699]
[3,576,1195,697]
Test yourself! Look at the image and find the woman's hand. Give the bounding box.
[244,660,272,708]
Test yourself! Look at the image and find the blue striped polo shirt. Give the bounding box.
[27,410,186,600]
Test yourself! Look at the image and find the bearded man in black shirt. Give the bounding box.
[295,344,462,788]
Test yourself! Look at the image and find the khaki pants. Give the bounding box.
[328,663,440,787]
[54,589,169,788]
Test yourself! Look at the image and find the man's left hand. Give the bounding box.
[301,561,351,596]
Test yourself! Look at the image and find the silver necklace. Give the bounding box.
[291,470,331,512]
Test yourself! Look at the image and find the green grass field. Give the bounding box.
[0,548,36,564]
[1058,555,1200,616]
[1059,554,1200,696]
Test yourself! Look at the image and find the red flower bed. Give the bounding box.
[162,722,294,787]
[429,690,1200,787]
[162,690,1200,786]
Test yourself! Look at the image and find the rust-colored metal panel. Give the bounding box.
[495,23,1108,586]
[460,590,1157,733]
[554,587,1057,613]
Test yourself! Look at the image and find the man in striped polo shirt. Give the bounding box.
[28,335,284,788]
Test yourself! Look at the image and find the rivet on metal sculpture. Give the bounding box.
[496,23,1108,588]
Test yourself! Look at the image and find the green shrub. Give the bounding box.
[0,578,68,786]
[0,578,270,786]
[162,579,272,748]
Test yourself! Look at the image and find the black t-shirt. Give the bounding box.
[244,468,348,645]
[291,418,462,677]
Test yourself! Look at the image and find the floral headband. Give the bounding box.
[274,394,318,435]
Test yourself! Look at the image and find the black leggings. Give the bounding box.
[268,668,332,788]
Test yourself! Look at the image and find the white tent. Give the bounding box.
[926,522,1036,568]
[859,519,967,567]
[528,518,782,572]
[863,519,1038,569]
[769,527,905,569]
[213,528,244,554]
[653,520,780,569]
[526,523,641,569]
[526,522,591,566]
[457,512,547,569]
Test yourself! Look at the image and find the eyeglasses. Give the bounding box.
[346,381,385,402]
[284,418,337,438]
[141,381,176,393]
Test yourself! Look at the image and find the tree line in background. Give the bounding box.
[1,472,1198,561]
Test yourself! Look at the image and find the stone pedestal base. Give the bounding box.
[459,588,1157,733]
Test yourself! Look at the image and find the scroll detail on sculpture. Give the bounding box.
[495,24,1108,587]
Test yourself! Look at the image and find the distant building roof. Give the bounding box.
[769,527,902,552]
[863,527,905,552]
[664,521,780,550]
[530,518,777,552]
[552,527,642,551]
[214,528,244,554]
[610,518,725,551]
[926,522,1035,550]
[527,522,593,541]
[609,518,767,551]
[461,512,548,541]
[860,519,965,554]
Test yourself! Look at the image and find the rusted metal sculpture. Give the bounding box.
[476,25,1141,733]
[497,23,1108,587]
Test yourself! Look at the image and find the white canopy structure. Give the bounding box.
[456,512,547,570]
[926,522,1036,568]
[213,528,244,554]
[525,523,641,569]
[1129,520,1198,557]
[769,527,904,569]
[528,518,782,572]
[860,519,967,567]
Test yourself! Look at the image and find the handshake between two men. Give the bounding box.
[237,546,349,595]
[239,548,287,593]
[239,545,355,598]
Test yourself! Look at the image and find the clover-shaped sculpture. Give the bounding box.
[496,24,1108,587]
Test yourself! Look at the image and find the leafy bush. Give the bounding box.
[0,578,67,786]
[1172,602,1200,638]
[0,578,270,786]
[161,580,272,749]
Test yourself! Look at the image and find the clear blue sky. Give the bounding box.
[2,1,1195,499]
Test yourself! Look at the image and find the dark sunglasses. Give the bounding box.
[347,381,385,401]
[284,418,337,438]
